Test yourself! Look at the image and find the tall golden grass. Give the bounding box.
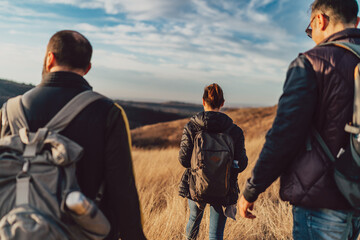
[132,107,294,239]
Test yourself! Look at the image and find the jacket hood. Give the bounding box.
[190,111,233,132]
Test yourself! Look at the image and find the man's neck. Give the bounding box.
[203,106,221,112]
[50,66,86,76]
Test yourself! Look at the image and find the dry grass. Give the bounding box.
[132,125,293,240]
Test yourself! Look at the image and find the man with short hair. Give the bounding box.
[0,30,147,240]
[239,0,360,239]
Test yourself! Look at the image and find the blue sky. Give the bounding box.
[0,0,359,106]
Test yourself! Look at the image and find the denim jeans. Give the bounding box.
[185,199,227,240]
[293,206,360,240]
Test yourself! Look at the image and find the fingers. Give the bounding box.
[238,195,256,219]
[244,204,256,219]
[249,203,254,211]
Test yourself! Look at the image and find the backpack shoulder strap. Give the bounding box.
[5,96,30,134]
[312,127,336,163]
[319,41,360,59]
[45,90,105,133]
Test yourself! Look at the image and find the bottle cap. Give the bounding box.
[66,191,87,215]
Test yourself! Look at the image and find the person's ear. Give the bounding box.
[46,52,56,72]
[202,98,206,107]
[317,13,329,31]
[83,63,91,76]
[356,17,360,28]
[220,101,224,108]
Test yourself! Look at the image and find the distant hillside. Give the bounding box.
[116,100,203,115]
[0,79,34,105]
[114,100,203,129]
[117,103,188,129]
[131,106,277,148]
[0,78,202,129]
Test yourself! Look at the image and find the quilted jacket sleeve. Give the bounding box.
[178,122,194,168]
[242,55,317,203]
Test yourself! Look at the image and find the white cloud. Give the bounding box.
[0,0,314,104]
[248,0,275,9]
[46,0,193,19]
[0,0,57,18]
[75,23,100,32]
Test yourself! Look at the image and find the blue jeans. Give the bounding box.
[293,206,360,240]
[185,199,227,240]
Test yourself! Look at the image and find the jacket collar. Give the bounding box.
[320,28,360,44]
[40,71,92,90]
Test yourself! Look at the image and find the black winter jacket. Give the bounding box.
[178,111,248,205]
[0,72,146,240]
[243,28,360,210]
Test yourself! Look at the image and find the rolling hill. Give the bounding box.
[114,100,203,129]
[131,106,277,148]
[0,79,34,106]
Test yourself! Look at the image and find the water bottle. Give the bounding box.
[66,191,110,237]
[66,191,91,215]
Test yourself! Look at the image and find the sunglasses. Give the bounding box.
[305,13,330,38]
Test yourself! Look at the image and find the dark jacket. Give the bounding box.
[0,72,146,240]
[178,111,248,205]
[243,29,360,210]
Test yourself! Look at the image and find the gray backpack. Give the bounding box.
[314,41,360,209]
[189,128,234,203]
[0,90,110,239]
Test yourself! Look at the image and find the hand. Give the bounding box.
[238,195,256,219]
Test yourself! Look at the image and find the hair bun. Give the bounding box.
[203,83,224,109]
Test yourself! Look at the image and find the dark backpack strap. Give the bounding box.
[223,124,235,157]
[94,181,106,205]
[45,90,105,133]
[312,127,336,163]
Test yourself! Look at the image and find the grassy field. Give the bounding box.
[131,113,294,240]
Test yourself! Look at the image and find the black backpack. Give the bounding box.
[189,128,234,203]
[313,41,360,209]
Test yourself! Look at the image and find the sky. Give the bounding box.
[0,0,359,106]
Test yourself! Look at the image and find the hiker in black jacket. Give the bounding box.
[239,0,360,239]
[0,30,146,240]
[178,83,248,240]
